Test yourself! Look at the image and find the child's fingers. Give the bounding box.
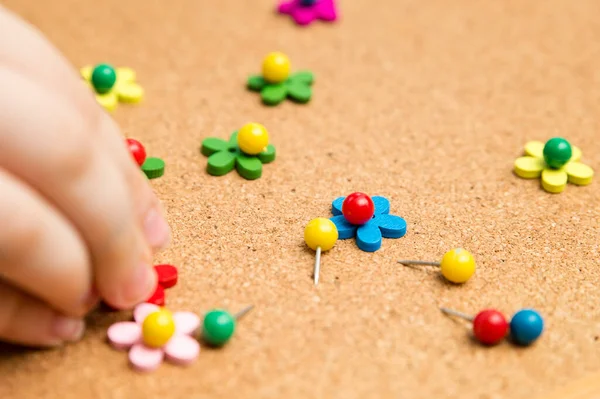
[0,6,171,252]
[0,279,85,347]
[0,168,94,316]
[96,116,171,251]
[0,6,94,105]
[0,68,156,310]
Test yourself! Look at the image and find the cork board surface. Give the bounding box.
[1,0,600,398]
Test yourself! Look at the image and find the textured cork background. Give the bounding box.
[1,0,600,398]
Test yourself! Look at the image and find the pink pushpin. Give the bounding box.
[107,303,200,372]
[278,0,338,26]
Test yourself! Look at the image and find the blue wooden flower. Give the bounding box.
[330,196,407,252]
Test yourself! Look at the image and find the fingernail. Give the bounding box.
[143,207,171,249]
[52,316,85,343]
[123,263,157,305]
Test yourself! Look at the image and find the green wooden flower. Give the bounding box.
[200,132,276,180]
[247,71,314,106]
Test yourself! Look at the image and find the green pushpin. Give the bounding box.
[543,137,572,169]
[201,305,253,347]
[91,63,117,94]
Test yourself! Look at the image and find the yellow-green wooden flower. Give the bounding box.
[80,65,144,111]
[514,140,594,193]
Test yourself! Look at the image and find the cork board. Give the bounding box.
[1,0,599,398]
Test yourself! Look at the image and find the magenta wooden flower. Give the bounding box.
[278,0,338,26]
[107,303,200,372]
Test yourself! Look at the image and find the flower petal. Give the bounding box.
[134,303,161,324]
[155,264,178,288]
[107,321,141,350]
[514,156,544,179]
[288,71,314,86]
[258,144,276,164]
[117,82,144,103]
[571,146,582,162]
[80,66,92,81]
[541,169,568,193]
[173,311,201,335]
[164,335,200,365]
[372,196,390,215]
[261,84,287,106]
[330,215,357,239]
[128,344,164,372]
[565,162,594,186]
[376,214,407,238]
[278,0,295,14]
[236,154,263,180]
[286,82,312,103]
[96,92,118,111]
[207,151,236,176]
[145,284,165,306]
[116,67,136,83]
[247,75,266,91]
[201,137,229,156]
[315,0,337,21]
[524,141,544,158]
[331,197,344,215]
[291,7,317,25]
[356,221,383,252]
[228,131,239,148]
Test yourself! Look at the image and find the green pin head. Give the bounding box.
[91,63,117,94]
[202,309,236,347]
[543,137,572,169]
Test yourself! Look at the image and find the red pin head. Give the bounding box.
[342,192,375,225]
[472,309,509,345]
[126,138,147,167]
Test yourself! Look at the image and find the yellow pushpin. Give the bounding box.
[304,218,338,285]
[141,308,176,348]
[262,52,291,84]
[398,248,476,283]
[237,122,269,155]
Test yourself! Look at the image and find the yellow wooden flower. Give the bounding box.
[514,141,594,193]
[80,66,144,111]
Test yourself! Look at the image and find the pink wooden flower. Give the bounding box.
[107,303,201,372]
[277,0,338,26]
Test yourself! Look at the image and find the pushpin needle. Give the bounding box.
[304,218,339,286]
[397,248,476,284]
[234,305,254,320]
[313,246,322,285]
[440,307,474,321]
[398,259,440,267]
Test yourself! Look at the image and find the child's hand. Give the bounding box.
[0,6,170,347]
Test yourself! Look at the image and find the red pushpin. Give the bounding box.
[440,307,508,345]
[145,264,178,306]
[341,192,375,225]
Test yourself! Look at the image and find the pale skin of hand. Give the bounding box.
[0,6,171,347]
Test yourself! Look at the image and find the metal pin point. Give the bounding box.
[398,259,441,268]
[234,305,254,320]
[440,307,475,322]
[314,246,322,285]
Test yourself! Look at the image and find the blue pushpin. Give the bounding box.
[300,0,318,5]
[510,309,544,346]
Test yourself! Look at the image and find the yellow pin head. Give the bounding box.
[142,309,176,348]
[440,248,476,283]
[262,52,291,83]
[304,218,338,252]
[237,122,269,155]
